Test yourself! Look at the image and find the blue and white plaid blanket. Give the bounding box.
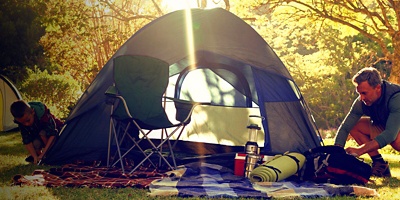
[149,162,378,198]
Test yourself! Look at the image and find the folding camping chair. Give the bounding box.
[105,55,200,174]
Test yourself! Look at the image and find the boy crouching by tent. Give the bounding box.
[10,100,64,165]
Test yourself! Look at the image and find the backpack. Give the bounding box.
[300,145,372,185]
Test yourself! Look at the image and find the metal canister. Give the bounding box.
[245,141,259,155]
[244,154,260,178]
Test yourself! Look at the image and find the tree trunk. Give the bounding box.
[389,31,400,84]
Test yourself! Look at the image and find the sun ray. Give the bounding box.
[183,2,196,70]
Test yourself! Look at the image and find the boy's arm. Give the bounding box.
[40,107,62,138]
[38,135,55,161]
[24,143,38,164]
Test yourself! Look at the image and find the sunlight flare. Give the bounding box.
[184,5,196,70]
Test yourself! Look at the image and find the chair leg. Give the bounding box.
[112,133,157,169]
[110,123,132,167]
[110,121,159,171]
[111,119,126,174]
[146,126,183,170]
[166,137,177,168]
[129,150,159,173]
[171,125,186,150]
[113,120,187,174]
[107,117,113,168]
[164,125,186,169]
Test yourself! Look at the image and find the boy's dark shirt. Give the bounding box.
[17,102,64,145]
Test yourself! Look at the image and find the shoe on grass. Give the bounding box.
[25,155,34,163]
[371,161,391,177]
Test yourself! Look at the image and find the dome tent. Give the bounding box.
[44,8,322,165]
[0,75,22,132]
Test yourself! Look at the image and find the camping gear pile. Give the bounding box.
[232,117,370,185]
[300,145,372,185]
[233,145,372,185]
[239,115,307,182]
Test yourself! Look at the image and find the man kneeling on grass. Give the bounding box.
[10,100,64,165]
[334,67,400,177]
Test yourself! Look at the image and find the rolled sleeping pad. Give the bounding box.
[249,152,305,182]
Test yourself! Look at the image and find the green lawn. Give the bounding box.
[1,131,399,200]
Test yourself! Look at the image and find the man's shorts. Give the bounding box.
[369,124,384,140]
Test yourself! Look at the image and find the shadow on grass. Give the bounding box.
[0,143,26,156]
[0,131,26,156]
[364,157,400,191]
[368,176,400,190]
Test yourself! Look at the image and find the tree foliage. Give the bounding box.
[253,0,400,83]
[39,0,163,87]
[19,68,82,119]
[225,0,398,128]
[0,0,46,83]
[2,0,398,128]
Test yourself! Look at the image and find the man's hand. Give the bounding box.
[345,140,380,157]
[334,144,344,148]
[345,146,361,157]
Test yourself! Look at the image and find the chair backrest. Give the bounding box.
[112,55,172,128]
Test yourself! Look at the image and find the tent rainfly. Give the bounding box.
[44,8,322,165]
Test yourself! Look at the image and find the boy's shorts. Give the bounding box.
[32,131,46,151]
[32,138,44,151]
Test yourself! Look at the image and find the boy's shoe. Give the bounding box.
[25,155,34,163]
[371,161,391,177]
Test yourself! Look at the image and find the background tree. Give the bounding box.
[252,0,399,84]
[225,0,397,129]
[0,0,46,83]
[19,68,82,119]
[39,0,163,87]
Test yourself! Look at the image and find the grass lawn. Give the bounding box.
[1,130,399,200]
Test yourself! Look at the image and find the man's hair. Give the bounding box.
[352,67,382,87]
[10,100,31,118]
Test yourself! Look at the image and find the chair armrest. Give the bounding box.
[105,85,120,105]
[105,85,118,97]
[164,97,211,106]
[164,97,210,123]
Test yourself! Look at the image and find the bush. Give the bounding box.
[18,67,82,119]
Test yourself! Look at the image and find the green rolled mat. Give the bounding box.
[249,152,305,182]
